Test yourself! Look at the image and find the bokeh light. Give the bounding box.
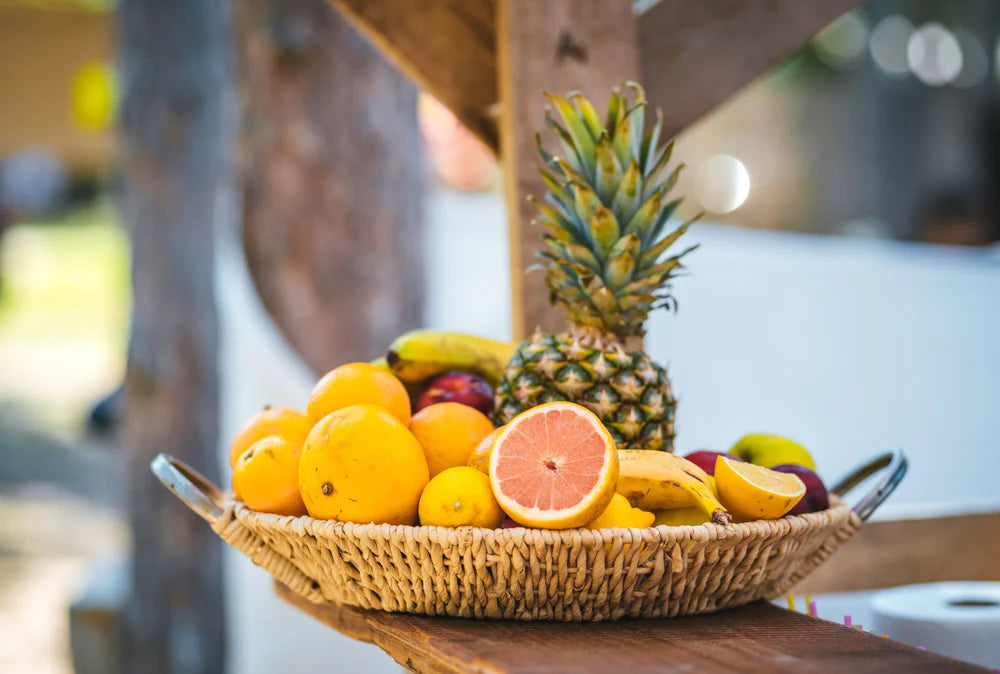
[869,15,914,76]
[813,11,870,69]
[71,61,117,132]
[907,23,962,86]
[953,31,988,88]
[694,154,750,215]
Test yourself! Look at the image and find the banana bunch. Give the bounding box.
[616,450,732,525]
[384,330,515,387]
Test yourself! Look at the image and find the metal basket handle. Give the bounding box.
[830,449,907,522]
[150,453,226,524]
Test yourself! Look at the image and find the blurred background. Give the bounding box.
[0,0,998,672]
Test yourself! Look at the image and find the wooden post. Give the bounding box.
[235,0,424,372]
[496,0,640,340]
[116,0,231,671]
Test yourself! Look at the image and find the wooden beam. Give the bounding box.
[327,0,497,150]
[275,582,986,673]
[639,0,863,138]
[235,0,424,373]
[497,0,641,340]
[794,511,1000,595]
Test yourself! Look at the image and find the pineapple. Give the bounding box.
[494,83,698,452]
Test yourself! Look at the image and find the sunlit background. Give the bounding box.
[1,0,998,672]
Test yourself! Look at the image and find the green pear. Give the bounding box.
[729,434,816,470]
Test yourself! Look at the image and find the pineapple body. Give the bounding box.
[494,329,676,451]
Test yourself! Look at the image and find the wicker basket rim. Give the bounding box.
[231,494,853,545]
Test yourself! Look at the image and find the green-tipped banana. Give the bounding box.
[386,330,516,387]
[616,450,732,525]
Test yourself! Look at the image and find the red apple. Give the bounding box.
[770,464,829,515]
[684,450,743,476]
[415,370,494,415]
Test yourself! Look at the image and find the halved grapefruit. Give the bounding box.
[489,402,618,529]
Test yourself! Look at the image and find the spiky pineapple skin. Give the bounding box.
[494,332,676,452]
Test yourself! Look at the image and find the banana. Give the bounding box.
[386,330,516,386]
[616,450,732,525]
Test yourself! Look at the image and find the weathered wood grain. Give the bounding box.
[235,0,424,373]
[497,0,641,339]
[276,581,988,673]
[328,0,497,150]
[639,0,863,138]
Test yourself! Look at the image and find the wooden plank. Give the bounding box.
[497,0,641,340]
[275,581,988,673]
[639,0,863,139]
[794,511,1000,595]
[327,0,497,150]
[116,0,229,670]
[235,0,424,372]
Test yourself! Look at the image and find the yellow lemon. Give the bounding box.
[586,493,655,529]
[466,425,504,474]
[652,507,711,527]
[299,404,429,524]
[715,456,806,521]
[418,466,503,528]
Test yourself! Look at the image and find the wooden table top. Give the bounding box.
[275,581,989,673]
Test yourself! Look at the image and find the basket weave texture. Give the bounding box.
[211,496,861,621]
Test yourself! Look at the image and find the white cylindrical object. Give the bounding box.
[870,582,1000,669]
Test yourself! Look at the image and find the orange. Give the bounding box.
[409,402,494,477]
[418,466,503,528]
[467,425,504,474]
[232,436,307,516]
[299,404,429,524]
[229,405,311,466]
[489,402,618,529]
[715,456,806,521]
[307,362,411,426]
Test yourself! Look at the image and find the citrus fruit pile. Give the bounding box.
[230,360,829,530]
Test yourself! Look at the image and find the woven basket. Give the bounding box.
[152,450,905,621]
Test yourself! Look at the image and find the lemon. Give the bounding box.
[586,493,655,529]
[418,466,503,528]
[715,456,806,521]
[299,404,429,524]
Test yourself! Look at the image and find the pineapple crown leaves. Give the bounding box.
[531,82,700,337]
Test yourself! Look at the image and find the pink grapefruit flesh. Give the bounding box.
[489,402,618,529]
